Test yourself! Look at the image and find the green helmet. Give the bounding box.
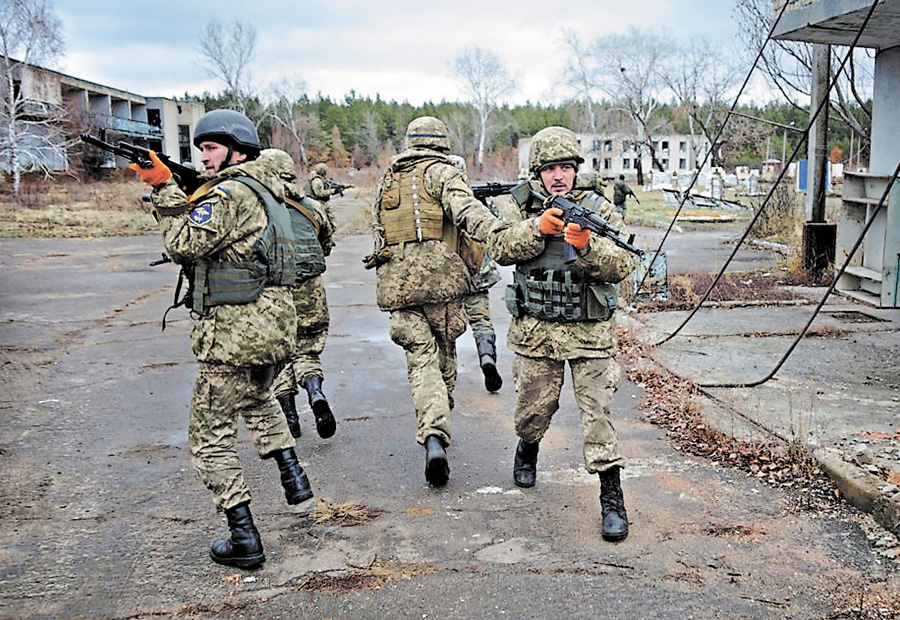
[314,162,328,176]
[193,109,260,155]
[528,126,584,175]
[261,148,297,181]
[405,116,450,151]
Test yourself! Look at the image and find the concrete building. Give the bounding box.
[2,57,204,173]
[518,132,712,181]
[772,0,900,307]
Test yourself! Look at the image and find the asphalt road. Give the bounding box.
[0,233,896,620]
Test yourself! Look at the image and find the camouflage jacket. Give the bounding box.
[368,147,501,311]
[488,180,635,360]
[151,155,298,367]
[305,173,331,202]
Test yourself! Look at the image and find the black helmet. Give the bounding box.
[193,109,260,155]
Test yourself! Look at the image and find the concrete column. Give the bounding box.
[806,43,830,223]
[869,46,900,176]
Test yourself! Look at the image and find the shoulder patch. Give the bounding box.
[188,202,214,225]
[212,185,229,200]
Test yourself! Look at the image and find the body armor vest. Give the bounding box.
[506,189,617,322]
[379,158,445,245]
[285,195,326,282]
[191,175,296,314]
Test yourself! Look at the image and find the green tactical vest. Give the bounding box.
[191,175,296,314]
[379,158,445,245]
[506,189,618,322]
[287,195,326,282]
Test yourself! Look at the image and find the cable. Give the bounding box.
[699,157,900,388]
[633,1,791,297]
[652,0,881,348]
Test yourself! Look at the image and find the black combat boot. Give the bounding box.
[424,435,449,486]
[475,333,502,393]
[209,502,265,569]
[276,392,302,438]
[513,438,539,488]
[270,448,314,505]
[599,466,629,542]
[302,376,336,439]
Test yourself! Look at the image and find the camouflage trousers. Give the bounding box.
[513,354,625,473]
[463,290,495,338]
[189,362,295,510]
[389,302,467,446]
[272,276,330,398]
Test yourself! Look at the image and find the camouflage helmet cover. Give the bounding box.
[405,116,450,151]
[261,148,297,181]
[193,109,261,153]
[314,162,328,176]
[528,126,584,174]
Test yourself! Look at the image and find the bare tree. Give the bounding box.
[588,28,670,185]
[452,46,516,169]
[562,31,600,137]
[734,0,873,148]
[660,37,742,168]
[266,76,320,166]
[198,18,257,114]
[0,0,65,197]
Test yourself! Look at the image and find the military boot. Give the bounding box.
[599,466,629,542]
[276,392,302,438]
[270,448,314,505]
[302,376,336,439]
[475,333,502,393]
[513,438,539,488]
[209,502,265,569]
[424,435,449,486]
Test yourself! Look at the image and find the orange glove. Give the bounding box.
[564,222,591,249]
[128,151,172,186]
[538,207,565,235]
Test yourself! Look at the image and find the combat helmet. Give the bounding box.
[528,126,584,175]
[405,116,450,151]
[314,162,328,176]
[193,109,261,155]
[261,148,298,181]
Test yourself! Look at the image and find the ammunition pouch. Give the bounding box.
[508,270,617,322]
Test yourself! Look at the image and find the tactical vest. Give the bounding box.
[379,158,445,245]
[505,189,618,322]
[191,176,296,314]
[284,194,326,282]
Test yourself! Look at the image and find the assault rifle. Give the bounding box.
[532,190,644,263]
[326,180,353,196]
[470,181,518,204]
[80,134,203,195]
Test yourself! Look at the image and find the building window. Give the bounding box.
[679,141,687,152]
[603,140,612,152]
[603,158,612,170]
[661,140,669,153]
[592,157,600,170]
[147,109,161,127]
[622,158,630,169]
[679,158,687,169]
[178,124,192,163]
[662,159,669,169]
[592,139,601,151]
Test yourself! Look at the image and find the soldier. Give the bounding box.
[576,171,607,199]
[488,126,636,542]
[448,154,503,393]
[364,116,500,486]
[612,174,637,219]
[268,150,337,440]
[304,162,338,227]
[129,110,314,569]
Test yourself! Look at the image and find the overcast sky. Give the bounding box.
[51,0,743,106]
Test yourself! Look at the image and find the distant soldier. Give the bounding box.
[304,162,338,230]
[365,116,501,486]
[576,171,607,199]
[612,174,637,219]
[448,154,503,393]
[268,150,338,441]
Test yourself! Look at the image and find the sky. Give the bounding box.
[50,0,743,106]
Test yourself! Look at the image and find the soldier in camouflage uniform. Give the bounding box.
[364,116,500,486]
[448,154,503,393]
[130,110,315,569]
[304,162,338,228]
[487,126,636,542]
[613,174,636,220]
[267,150,338,441]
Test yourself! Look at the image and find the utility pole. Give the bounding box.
[802,43,835,275]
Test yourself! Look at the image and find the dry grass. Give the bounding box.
[311,499,383,526]
[632,269,804,311]
[300,558,440,595]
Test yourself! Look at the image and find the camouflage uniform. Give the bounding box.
[613,178,636,218]
[304,163,336,227]
[151,153,298,511]
[366,117,500,464]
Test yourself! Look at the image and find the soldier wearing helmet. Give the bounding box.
[264,150,338,443]
[304,161,338,235]
[129,110,316,569]
[364,115,502,486]
[487,126,636,542]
